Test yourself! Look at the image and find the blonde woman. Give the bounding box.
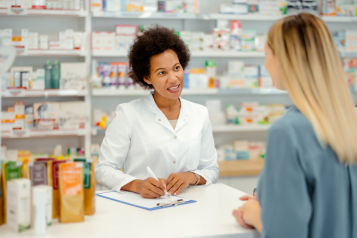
[232,13,357,237]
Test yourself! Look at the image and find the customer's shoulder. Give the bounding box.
[269,106,312,135]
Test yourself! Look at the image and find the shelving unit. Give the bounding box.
[2,1,357,183]
[2,89,87,98]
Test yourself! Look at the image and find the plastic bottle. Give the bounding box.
[51,61,60,89]
[44,61,52,89]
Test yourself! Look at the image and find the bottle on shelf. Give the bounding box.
[44,61,52,89]
[51,61,60,89]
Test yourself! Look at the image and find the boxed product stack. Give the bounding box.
[93,0,199,13]
[0,29,86,51]
[115,25,136,51]
[1,101,86,132]
[92,109,116,130]
[91,60,134,89]
[333,30,357,53]
[30,0,84,10]
[321,0,357,16]
[224,102,285,126]
[220,0,289,15]
[343,58,357,87]
[217,141,266,161]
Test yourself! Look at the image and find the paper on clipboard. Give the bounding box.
[96,191,196,211]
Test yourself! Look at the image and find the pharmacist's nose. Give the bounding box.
[168,70,178,82]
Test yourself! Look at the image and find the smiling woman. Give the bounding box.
[95,26,219,199]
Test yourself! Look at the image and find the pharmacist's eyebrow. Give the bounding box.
[154,67,165,73]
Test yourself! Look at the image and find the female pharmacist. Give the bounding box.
[232,13,357,237]
[95,26,219,199]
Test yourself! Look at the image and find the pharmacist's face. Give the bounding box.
[264,43,285,90]
[144,49,184,99]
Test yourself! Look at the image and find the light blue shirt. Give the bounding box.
[257,106,357,238]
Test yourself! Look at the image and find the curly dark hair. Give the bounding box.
[128,25,191,89]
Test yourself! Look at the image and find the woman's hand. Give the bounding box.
[166,172,196,196]
[135,178,167,199]
[233,199,263,233]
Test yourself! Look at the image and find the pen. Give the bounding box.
[147,166,170,198]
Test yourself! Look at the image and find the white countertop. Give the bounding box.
[0,184,260,238]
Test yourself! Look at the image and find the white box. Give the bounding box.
[0,0,6,8]
[32,69,45,90]
[60,62,87,90]
[7,0,15,7]
[91,32,103,50]
[32,185,52,233]
[27,32,38,49]
[60,102,86,130]
[39,35,48,49]
[102,32,115,50]
[7,179,31,233]
[33,102,60,130]
[49,41,61,50]
[91,0,103,11]
[125,35,135,50]
[2,29,12,46]
[105,0,121,11]
[21,29,29,49]
[115,35,126,51]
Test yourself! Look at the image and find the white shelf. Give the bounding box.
[92,11,197,19]
[2,89,87,98]
[92,125,270,135]
[92,89,219,96]
[321,16,357,22]
[1,129,87,139]
[212,125,270,132]
[92,50,265,58]
[0,8,87,16]
[17,49,86,56]
[205,14,283,21]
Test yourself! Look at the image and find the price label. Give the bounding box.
[10,130,29,138]
[6,89,26,97]
[8,6,28,15]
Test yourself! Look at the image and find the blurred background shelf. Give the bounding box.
[218,159,264,177]
[1,129,87,139]
[92,11,197,19]
[0,8,87,16]
[213,125,270,133]
[17,49,86,56]
[2,89,87,97]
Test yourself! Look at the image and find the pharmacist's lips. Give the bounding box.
[167,85,180,90]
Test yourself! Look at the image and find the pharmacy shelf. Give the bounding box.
[1,129,87,139]
[191,51,265,57]
[92,125,269,136]
[91,88,287,96]
[321,16,357,22]
[0,8,87,16]
[205,13,283,21]
[91,88,218,96]
[340,52,357,58]
[218,159,264,177]
[92,11,197,19]
[91,50,265,58]
[218,88,287,95]
[2,89,87,98]
[212,125,270,133]
[17,49,87,56]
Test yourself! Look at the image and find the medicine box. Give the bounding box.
[60,62,87,90]
[33,102,60,130]
[92,32,103,50]
[7,179,31,233]
[60,102,86,130]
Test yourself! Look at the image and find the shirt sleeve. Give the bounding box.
[191,110,219,185]
[257,123,312,238]
[95,105,137,192]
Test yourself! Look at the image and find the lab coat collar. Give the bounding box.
[146,91,189,133]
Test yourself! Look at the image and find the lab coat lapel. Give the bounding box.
[146,93,176,133]
[174,99,189,133]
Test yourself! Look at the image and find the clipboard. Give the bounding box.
[96,191,197,211]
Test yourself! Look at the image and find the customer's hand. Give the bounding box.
[136,178,167,199]
[232,207,254,229]
[166,172,196,196]
[234,199,263,232]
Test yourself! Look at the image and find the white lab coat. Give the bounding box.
[95,93,219,192]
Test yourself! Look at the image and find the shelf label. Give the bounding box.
[10,130,29,138]
[8,6,28,15]
[6,89,26,97]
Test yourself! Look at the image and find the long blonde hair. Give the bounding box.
[267,13,357,164]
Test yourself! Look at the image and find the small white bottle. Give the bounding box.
[32,186,51,235]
